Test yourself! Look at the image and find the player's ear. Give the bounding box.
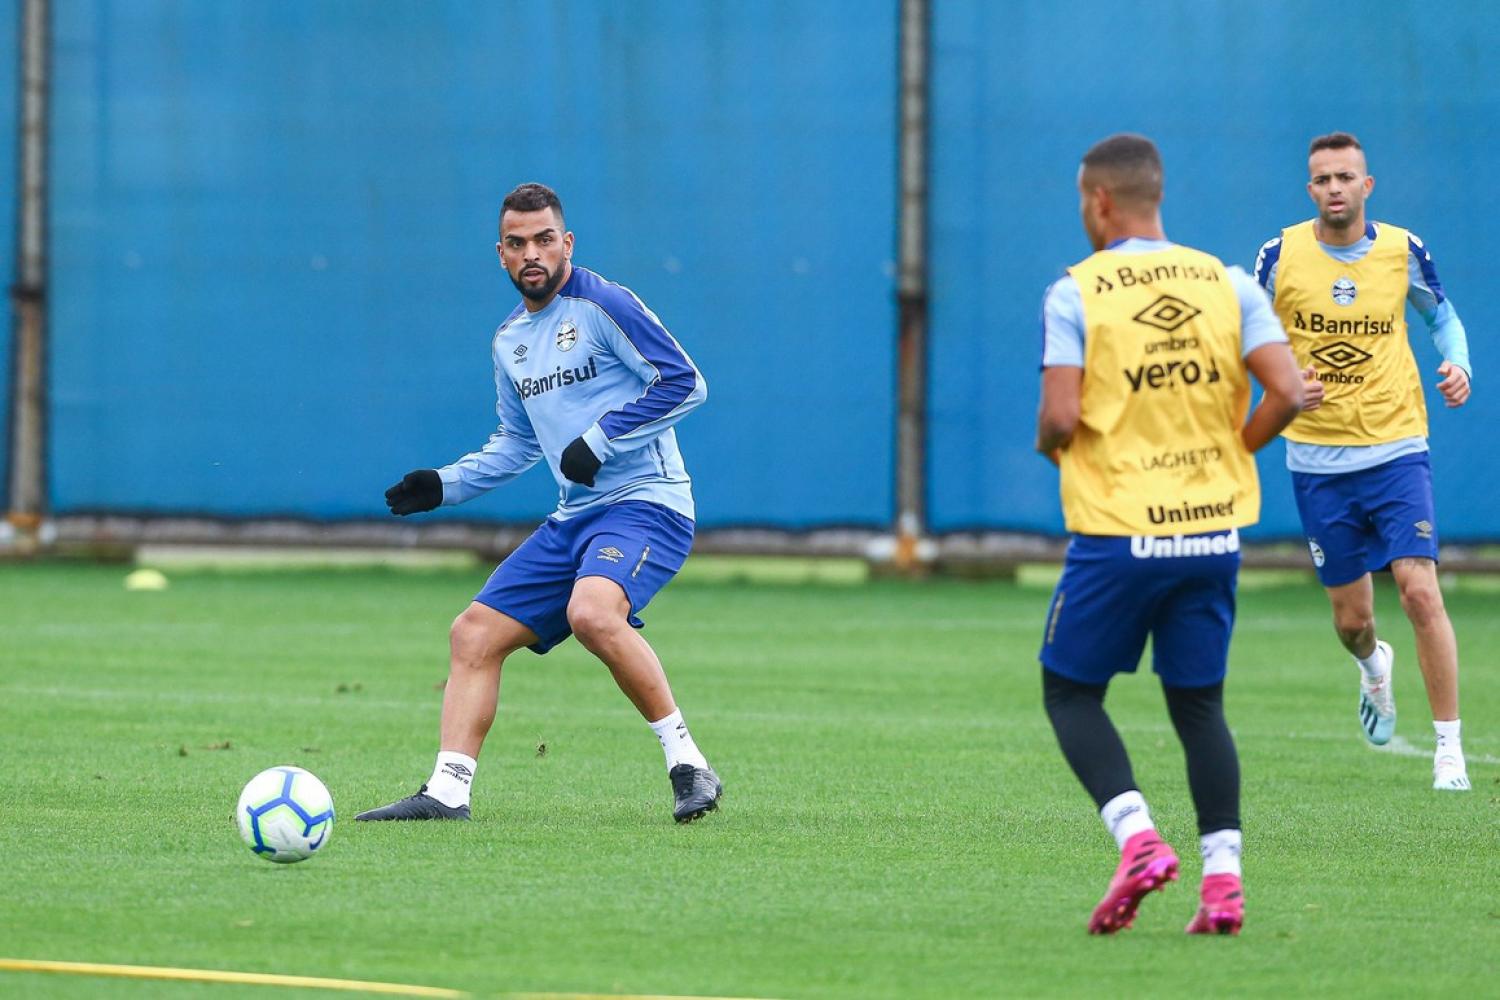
[1093,184,1113,220]
[563,231,574,259]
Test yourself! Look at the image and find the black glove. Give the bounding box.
[384,469,443,516]
[560,436,602,487]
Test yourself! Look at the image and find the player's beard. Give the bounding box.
[511,264,565,303]
[1318,200,1359,229]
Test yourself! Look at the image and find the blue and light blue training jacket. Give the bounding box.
[437,265,707,521]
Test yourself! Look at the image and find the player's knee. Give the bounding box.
[1397,579,1446,627]
[567,598,626,648]
[1332,610,1374,647]
[449,608,503,669]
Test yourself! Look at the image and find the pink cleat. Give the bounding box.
[1185,873,1244,935]
[1088,830,1179,934]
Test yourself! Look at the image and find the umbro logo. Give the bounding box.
[1310,340,1373,370]
[597,546,624,563]
[1415,520,1433,540]
[1132,295,1200,334]
[441,762,474,784]
[512,344,528,364]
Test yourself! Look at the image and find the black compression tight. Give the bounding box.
[1043,668,1241,834]
[1162,680,1240,834]
[1042,668,1138,808]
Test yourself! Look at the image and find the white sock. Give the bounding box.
[1200,829,1243,877]
[648,708,708,771]
[1100,790,1154,850]
[425,751,477,808]
[1434,719,1462,751]
[1355,641,1389,681]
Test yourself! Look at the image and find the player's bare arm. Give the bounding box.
[1035,365,1082,464]
[1241,342,1305,452]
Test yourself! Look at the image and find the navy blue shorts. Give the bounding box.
[1291,452,1439,588]
[474,501,695,654]
[1039,530,1241,688]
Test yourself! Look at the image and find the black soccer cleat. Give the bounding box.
[355,785,470,821]
[670,764,722,823]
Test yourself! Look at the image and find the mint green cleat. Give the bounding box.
[1357,640,1396,746]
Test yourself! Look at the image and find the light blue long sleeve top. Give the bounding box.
[438,265,707,521]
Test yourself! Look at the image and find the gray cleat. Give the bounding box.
[670,764,722,823]
[355,785,470,821]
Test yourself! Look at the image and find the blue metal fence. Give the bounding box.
[46,1,897,527]
[0,0,17,503]
[928,0,1500,539]
[20,2,1500,538]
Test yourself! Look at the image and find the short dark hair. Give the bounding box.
[1080,133,1163,205]
[500,182,564,228]
[1308,131,1363,156]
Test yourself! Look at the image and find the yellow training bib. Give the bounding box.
[1273,219,1426,444]
[1060,245,1261,535]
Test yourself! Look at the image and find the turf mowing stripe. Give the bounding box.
[0,960,778,1000]
[0,958,468,997]
[505,994,777,999]
[1373,735,1500,764]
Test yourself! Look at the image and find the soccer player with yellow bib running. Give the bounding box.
[1254,132,1474,791]
[1037,135,1312,936]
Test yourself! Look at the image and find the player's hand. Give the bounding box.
[560,437,602,487]
[1300,365,1325,411]
[384,469,443,516]
[1436,361,1470,408]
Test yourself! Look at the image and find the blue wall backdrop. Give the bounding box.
[47,1,897,526]
[0,0,17,504]
[23,2,1500,537]
[929,0,1499,539]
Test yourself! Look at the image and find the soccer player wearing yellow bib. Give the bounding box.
[1254,133,1474,791]
[1037,135,1311,935]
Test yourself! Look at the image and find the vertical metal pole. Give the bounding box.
[7,0,48,551]
[894,0,929,571]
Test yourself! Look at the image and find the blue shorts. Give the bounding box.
[1291,452,1439,588]
[474,501,695,654]
[1039,530,1241,688]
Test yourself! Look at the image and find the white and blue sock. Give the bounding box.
[1355,641,1389,682]
[1200,829,1243,877]
[425,751,477,808]
[649,708,708,771]
[1100,790,1154,850]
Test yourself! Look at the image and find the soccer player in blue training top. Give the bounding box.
[1036,134,1315,935]
[1254,132,1474,791]
[357,182,721,824]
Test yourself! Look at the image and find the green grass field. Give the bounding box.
[2,561,1496,999]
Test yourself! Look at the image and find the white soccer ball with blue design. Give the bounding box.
[235,766,335,864]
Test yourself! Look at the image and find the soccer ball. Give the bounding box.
[235,766,335,864]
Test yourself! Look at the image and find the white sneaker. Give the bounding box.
[1433,750,1471,791]
[1357,640,1396,746]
